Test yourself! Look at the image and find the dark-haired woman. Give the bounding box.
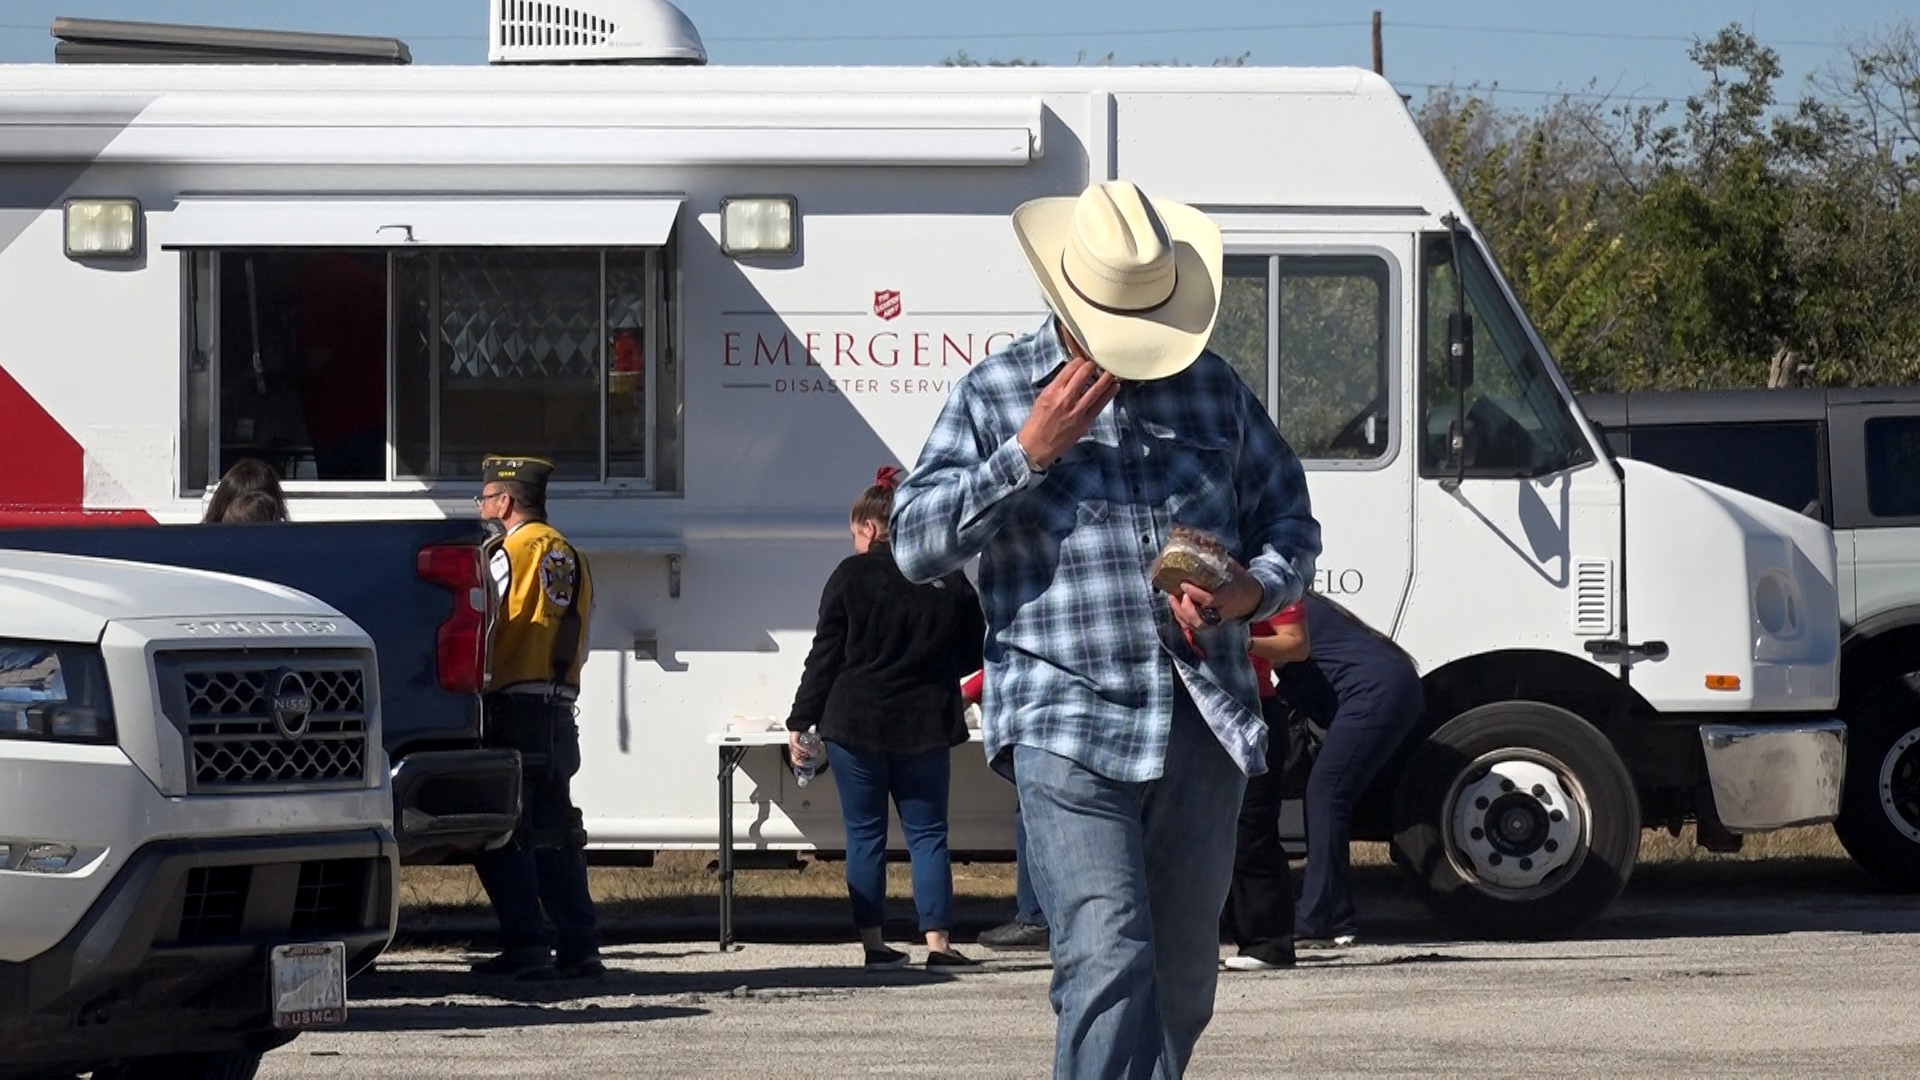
[218,491,286,524]
[202,458,289,524]
[787,467,987,971]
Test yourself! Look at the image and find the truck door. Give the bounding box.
[1209,236,1415,632]
[1397,231,1624,674]
[1827,397,1920,629]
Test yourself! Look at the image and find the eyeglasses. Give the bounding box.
[472,491,508,507]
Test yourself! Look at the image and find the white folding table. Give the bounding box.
[706,727,984,951]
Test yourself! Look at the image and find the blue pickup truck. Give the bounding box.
[0,520,518,865]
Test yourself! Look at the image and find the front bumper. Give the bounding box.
[393,748,522,864]
[0,828,396,1075]
[1699,720,1848,832]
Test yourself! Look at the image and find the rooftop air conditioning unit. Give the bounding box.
[488,0,707,65]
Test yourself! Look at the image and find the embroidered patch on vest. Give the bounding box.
[540,548,577,608]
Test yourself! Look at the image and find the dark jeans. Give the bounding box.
[473,699,601,964]
[824,741,955,933]
[1295,675,1423,939]
[1226,757,1295,965]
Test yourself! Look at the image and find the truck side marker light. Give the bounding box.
[1705,675,1742,691]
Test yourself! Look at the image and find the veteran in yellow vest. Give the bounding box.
[469,455,604,981]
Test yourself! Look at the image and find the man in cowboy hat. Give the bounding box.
[893,180,1320,1076]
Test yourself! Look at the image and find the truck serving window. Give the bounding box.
[1210,253,1393,462]
[1419,234,1593,479]
[181,245,681,492]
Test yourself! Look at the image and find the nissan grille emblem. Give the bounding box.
[270,670,314,740]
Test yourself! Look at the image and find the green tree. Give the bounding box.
[953,22,1920,392]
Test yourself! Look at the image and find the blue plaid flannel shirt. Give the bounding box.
[892,319,1322,782]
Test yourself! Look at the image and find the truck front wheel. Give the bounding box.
[1391,702,1639,939]
[1835,675,1920,891]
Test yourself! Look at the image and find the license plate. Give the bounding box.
[270,942,348,1030]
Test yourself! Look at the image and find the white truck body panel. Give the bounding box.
[0,63,1840,854]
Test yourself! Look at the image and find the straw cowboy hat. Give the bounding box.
[1012,179,1223,382]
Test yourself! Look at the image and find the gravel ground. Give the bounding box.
[264,875,1920,1078]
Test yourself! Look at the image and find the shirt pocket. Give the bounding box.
[1021,439,1112,535]
[1140,419,1237,530]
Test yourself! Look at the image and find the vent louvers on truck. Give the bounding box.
[496,1,617,50]
[1572,557,1616,637]
[487,0,707,65]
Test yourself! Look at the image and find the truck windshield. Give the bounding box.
[1419,234,1594,479]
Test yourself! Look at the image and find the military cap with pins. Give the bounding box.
[481,455,556,490]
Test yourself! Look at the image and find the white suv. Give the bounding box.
[0,551,397,1080]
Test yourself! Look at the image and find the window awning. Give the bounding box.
[157,195,684,248]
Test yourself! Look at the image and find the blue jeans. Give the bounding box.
[473,708,601,965]
[825,741,955,933]
[1013,800,1046,927]
[1016,680,1248,1080]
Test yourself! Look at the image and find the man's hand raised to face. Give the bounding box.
[1018,355,1122,469]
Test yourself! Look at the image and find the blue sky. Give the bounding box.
[0,1,1911,108]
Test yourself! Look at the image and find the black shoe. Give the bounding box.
[543,956,609,980]
[978,921,1050,951]
[1296,931,1358,950]
[926,948,981,968]
[470,952,553,978]
[863,946,910,972]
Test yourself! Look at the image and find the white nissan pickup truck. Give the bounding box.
[0,551,397,1080]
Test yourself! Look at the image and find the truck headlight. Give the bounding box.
[0,641,115,744]
[1753,571,1801,638]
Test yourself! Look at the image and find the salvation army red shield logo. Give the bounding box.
[873,290,902,321]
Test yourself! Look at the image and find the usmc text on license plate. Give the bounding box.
[271,942,348,1029]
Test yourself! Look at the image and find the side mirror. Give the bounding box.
[1446,311,1475,390]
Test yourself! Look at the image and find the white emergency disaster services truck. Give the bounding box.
[0,1,1846,937]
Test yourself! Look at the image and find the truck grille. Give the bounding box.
[156,653,373,792]
[292,859,369,934]
[178,865,250,942]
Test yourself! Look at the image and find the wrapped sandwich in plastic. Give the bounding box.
[1150,525,1233,594]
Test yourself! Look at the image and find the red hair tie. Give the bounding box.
[875,466,902,491]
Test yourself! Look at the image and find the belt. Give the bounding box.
[492,681,579,701]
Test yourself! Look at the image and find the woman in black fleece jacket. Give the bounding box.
[787,467,986,971]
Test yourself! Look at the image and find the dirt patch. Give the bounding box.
[401,851,1021,924]
[400,825,1857,922]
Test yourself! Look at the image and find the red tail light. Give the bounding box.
[417,543,489,695]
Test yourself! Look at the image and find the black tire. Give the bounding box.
[1834,675,1920,891]
[91,1051,264,1080]
[1391,701,1639,939]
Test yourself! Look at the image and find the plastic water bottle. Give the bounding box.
[794,729,824,787]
